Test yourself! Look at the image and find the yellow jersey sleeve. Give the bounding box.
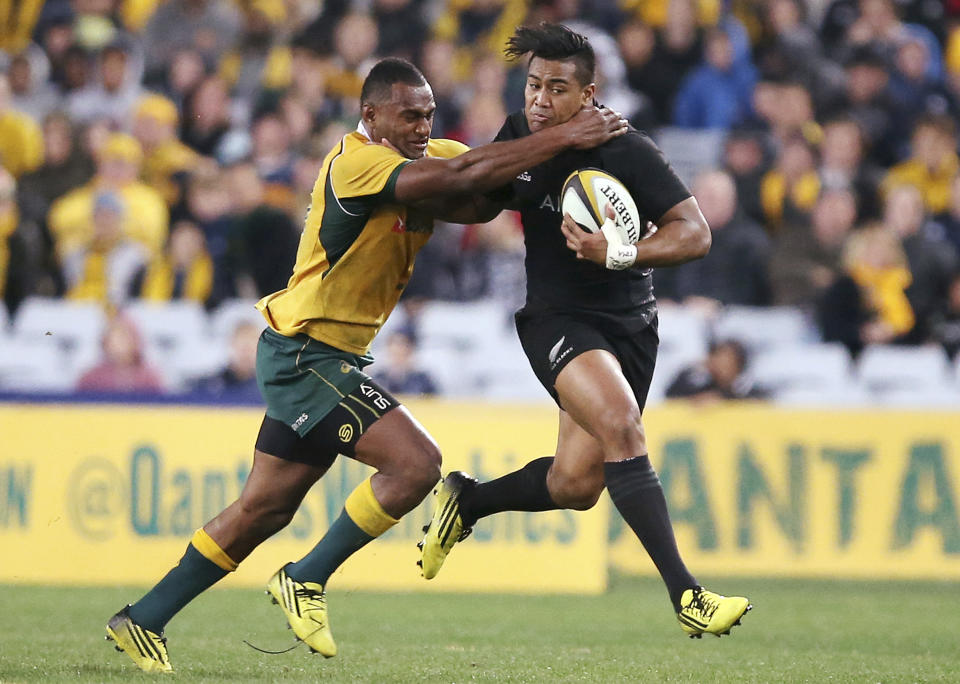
[330,142,411,205]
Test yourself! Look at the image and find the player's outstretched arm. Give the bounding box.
[393,107,627,204]
[561,197,710,268]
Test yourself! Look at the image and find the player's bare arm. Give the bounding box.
[560,196,710,268]
[393,106,627,204]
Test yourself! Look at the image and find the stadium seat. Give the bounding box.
[750,343,853,396]
[653,127,725,186]
[11,298,108,383]
[123,301,212,390]
[650,306,711,404]
[712,306,814,352]
[0,335,76,392]
[416,300,512,353]
[209,299,265,339]
[468,331,547,401]
[12,297,107,350]
[857,345,952,392]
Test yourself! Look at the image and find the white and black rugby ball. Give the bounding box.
[561,168,642,244]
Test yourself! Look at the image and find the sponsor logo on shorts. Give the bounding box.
[340,361,351,373]
[517,171,532,181]
[548,336,573,371]
[338,424,354,442]
[359,383,393,410]
[291,413,309,430]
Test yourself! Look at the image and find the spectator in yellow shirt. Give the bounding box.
[0,73,43,179]
[132,93,199,207]
[48,132,169,259]
[883,114,960,214]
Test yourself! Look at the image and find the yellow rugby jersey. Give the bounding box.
[257,130,468,354]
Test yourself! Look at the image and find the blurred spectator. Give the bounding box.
[62,191,148,305]
[323,13,380,101]
[185,164,236,303]
[218,0,293,103]
[8,52,61,122]
[226,161,298,297]
[770,188,857,308]
[191,320,262,400]
[132,93,199,207]
[129,220,214,304]
[60,44,94,97]
[181,76,234,158]
[889,36,959,137]
[883,184,960,343]
[0,168,32,314]
[845,0,943,83]
[141,0,241,78]
[818,115,882,220]
[831,42,899,166]
[162,49,208,111]
[673,27,757,130]
[753,0,844,108]
[373,329,438,396]
[930,273,960,359]
[17,112,95,226]
[66,41,142,127]
[818,222,914,355]
[76,313,165,393]
[720,126,771,225]
[373,0,428,63]
[931,173,960,256]
[882,114,959,215]
[48,132,168,259]
[0,0,44,55]
[656,170,771,309]
[419,38,463,139]
[665,339,768,402]
[760,134,821,230]
[250,112,295,195]
[0,73,43,179]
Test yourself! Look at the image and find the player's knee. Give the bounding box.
[406,441,442,492]
[593,405,643,452]
[549,471,604,510]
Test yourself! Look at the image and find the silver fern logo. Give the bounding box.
[548,336,566,365]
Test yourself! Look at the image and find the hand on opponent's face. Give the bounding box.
[564,106,628,149]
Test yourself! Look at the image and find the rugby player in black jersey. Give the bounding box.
[420,23,752,638]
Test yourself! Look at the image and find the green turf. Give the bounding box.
[1,575,957,683]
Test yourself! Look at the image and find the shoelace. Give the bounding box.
[689,590,719,619]
[294,585,327,619]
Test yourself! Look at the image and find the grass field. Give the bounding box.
[1,575,958,683]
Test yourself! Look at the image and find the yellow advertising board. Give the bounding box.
[612,404,960,580]
[2,401,958,588]
[0,402,608,593]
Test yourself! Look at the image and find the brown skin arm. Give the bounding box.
[393,107,626,204]
[560,196,711,268]
[411,193,506,224]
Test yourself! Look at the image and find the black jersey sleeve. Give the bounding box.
[609,131,692,225]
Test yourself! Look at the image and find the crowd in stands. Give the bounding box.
[2,0,960,399]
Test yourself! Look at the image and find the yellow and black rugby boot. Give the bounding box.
[105,605,173,673]
[266,563,337,657]
[677,587,752,638]
[418,471,477,579]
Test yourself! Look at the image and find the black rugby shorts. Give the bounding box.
[515,309,658,411]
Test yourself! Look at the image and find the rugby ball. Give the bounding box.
[561,168,642,244]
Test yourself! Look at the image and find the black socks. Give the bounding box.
[605,456,698,610]
[460,457,558,526]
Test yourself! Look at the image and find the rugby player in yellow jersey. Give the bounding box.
[105,57,627,673]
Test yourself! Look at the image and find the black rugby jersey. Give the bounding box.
[492,110,691,331]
